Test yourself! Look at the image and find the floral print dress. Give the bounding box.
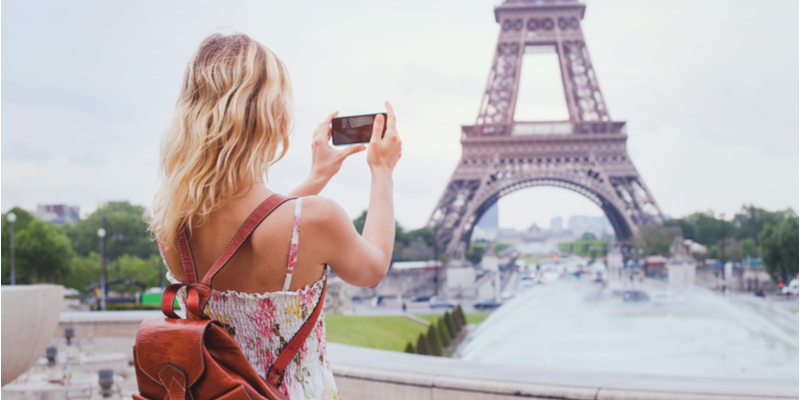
[162,198,341,400]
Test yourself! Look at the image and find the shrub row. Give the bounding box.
[404,304,468,356]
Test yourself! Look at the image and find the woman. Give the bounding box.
[146,33,401,399]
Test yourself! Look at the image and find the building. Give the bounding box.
[568,215,613,239]
[35,204,80,225]
[550,216,563,231]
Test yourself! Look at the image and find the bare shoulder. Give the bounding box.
[300,196,351,229]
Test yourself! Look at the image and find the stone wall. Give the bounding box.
[352,268,442,298]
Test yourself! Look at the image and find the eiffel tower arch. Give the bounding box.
[427,0,664,260]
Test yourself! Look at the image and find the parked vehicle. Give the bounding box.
[429,296,457,309]
[622,290,649,302]
[474,299,502,310]
[410,294,434,303]
[781,279,799,295]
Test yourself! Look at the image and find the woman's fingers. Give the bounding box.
[370,114,385,144]
[340,144,366,160]
[385,101,397,132]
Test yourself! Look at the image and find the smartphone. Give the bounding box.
[331,113,387,145]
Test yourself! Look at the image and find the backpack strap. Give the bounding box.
[165,194,293,319]
[266,273,327,387]
[198,194,293,287]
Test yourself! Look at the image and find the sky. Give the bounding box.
[2,0,798,231]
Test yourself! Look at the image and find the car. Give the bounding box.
[474,299,502,310]
[429,296,457,309]
[500,290,516,301]
[622,290,648,302]
[410,294,434,303]
[781,279,799,295]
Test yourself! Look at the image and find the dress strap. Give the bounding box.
[282,197,303,291]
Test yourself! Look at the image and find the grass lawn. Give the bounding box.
[325,312,492,352]
[416,312,491,325]
[324,315,427,352]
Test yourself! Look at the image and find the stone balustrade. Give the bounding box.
[32,311,800,399]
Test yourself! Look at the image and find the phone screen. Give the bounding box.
[331,113,387,145]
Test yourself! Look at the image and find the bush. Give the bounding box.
[450,309,463,331]
[426,324,443,356]
[444,311,457,337]
[437,318,451,348]
[404,341,415,354]
[760,217,799,284]
[456,304,467,325]
[415,333,430,355]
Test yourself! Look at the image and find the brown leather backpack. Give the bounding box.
[133,194,326,400]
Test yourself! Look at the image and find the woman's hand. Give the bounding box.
[289,111,365,197]
[310,111,366,181]
[307,101,402,289]
[367,102,402,176]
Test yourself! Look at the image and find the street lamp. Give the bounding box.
[7,212,16,285]
[97,227,106,311]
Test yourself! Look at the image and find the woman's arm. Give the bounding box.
[303,102,402,288]
[289,111,365,197]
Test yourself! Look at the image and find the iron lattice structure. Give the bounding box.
[427,0,663,260]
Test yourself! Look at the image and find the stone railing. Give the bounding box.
[328,343,798,400]
[39,311,798,400]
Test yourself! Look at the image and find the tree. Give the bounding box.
[664,218,695,242]
[449,310,463,332]
[720,238,741,262]
[426,324,444,356]
[734,205,794,245]
[109,254,163,288]
[467,243,485,265]
[400,237,435,261]
[739,238,757,259]
[10,219,75,284]
[352,210,368,235]
[60,253,101,291]
[581,232,597,240]
[708,245,720,260]
[437,318,451,348]
[62,201,158,261]
[444,311,457,338]
[415,333,430,355]
[628,223,681,257]
[404,341,416,354]
[759,217,799,284]
[352,210,437,262]
[455,304,467,326]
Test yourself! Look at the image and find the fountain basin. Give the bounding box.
[1,285,63,386]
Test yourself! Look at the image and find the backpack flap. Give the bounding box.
[134,316,213,390]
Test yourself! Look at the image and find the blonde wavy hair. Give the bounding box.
[146,33,293,249]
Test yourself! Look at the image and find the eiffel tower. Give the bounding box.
[427,0,663,260]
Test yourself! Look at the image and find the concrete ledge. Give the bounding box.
[58,311,160,337]
[2,285,63,386]
[328,343,798,400]
[51,312,797,399]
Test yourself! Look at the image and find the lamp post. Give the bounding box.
[7,212,16,285]
[97,227,106,311]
